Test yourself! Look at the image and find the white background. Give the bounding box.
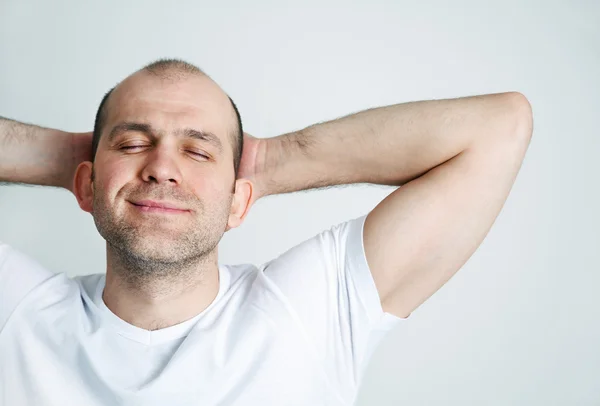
[0,1,598,404]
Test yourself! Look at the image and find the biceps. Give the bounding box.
[364,133,531,317]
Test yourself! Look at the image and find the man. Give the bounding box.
[0,58,533,405]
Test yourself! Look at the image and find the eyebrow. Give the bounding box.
[107,121,223,153]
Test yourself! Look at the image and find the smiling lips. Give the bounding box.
[130,200,190,214]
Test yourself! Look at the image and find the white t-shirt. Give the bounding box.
[0,214,405,405]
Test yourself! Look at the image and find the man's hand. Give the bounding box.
[66,131,93,195]
[236,131,267,206]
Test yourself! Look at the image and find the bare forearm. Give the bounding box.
[257,92,528,196]
[0,117,87,191]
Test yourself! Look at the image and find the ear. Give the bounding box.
[225,178,255,232]
[73,162,95,214]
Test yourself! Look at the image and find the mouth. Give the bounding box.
[129,201,190,214]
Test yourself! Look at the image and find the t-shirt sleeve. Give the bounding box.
[0,241,55,331]
[261,214,408,394]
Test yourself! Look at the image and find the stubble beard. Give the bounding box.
[91,188,229,289]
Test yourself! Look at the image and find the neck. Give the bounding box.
[102,244,220,331]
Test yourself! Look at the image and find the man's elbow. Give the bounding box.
[507,92,534,141]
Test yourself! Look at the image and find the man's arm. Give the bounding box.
[0,117,93,330]
[0,117,91,193]
[253,92,533,319]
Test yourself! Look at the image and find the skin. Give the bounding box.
[73,69,257,330]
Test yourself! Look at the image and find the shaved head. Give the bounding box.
[144,59,206,78]
[92,58,243,178]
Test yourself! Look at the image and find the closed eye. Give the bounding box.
[121,146,144,151]
[120,146,209,159]
[187,151,210,159]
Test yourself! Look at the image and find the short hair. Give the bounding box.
[91,58,243,180]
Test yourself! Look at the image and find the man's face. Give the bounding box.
[89,71,236,265]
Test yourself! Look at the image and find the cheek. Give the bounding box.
[189,173,233,205]
[93,162,132,201]
[189,175,222,198]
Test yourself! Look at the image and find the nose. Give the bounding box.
[140,143,183,185]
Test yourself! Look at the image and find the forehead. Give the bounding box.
[106,72,233,144]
